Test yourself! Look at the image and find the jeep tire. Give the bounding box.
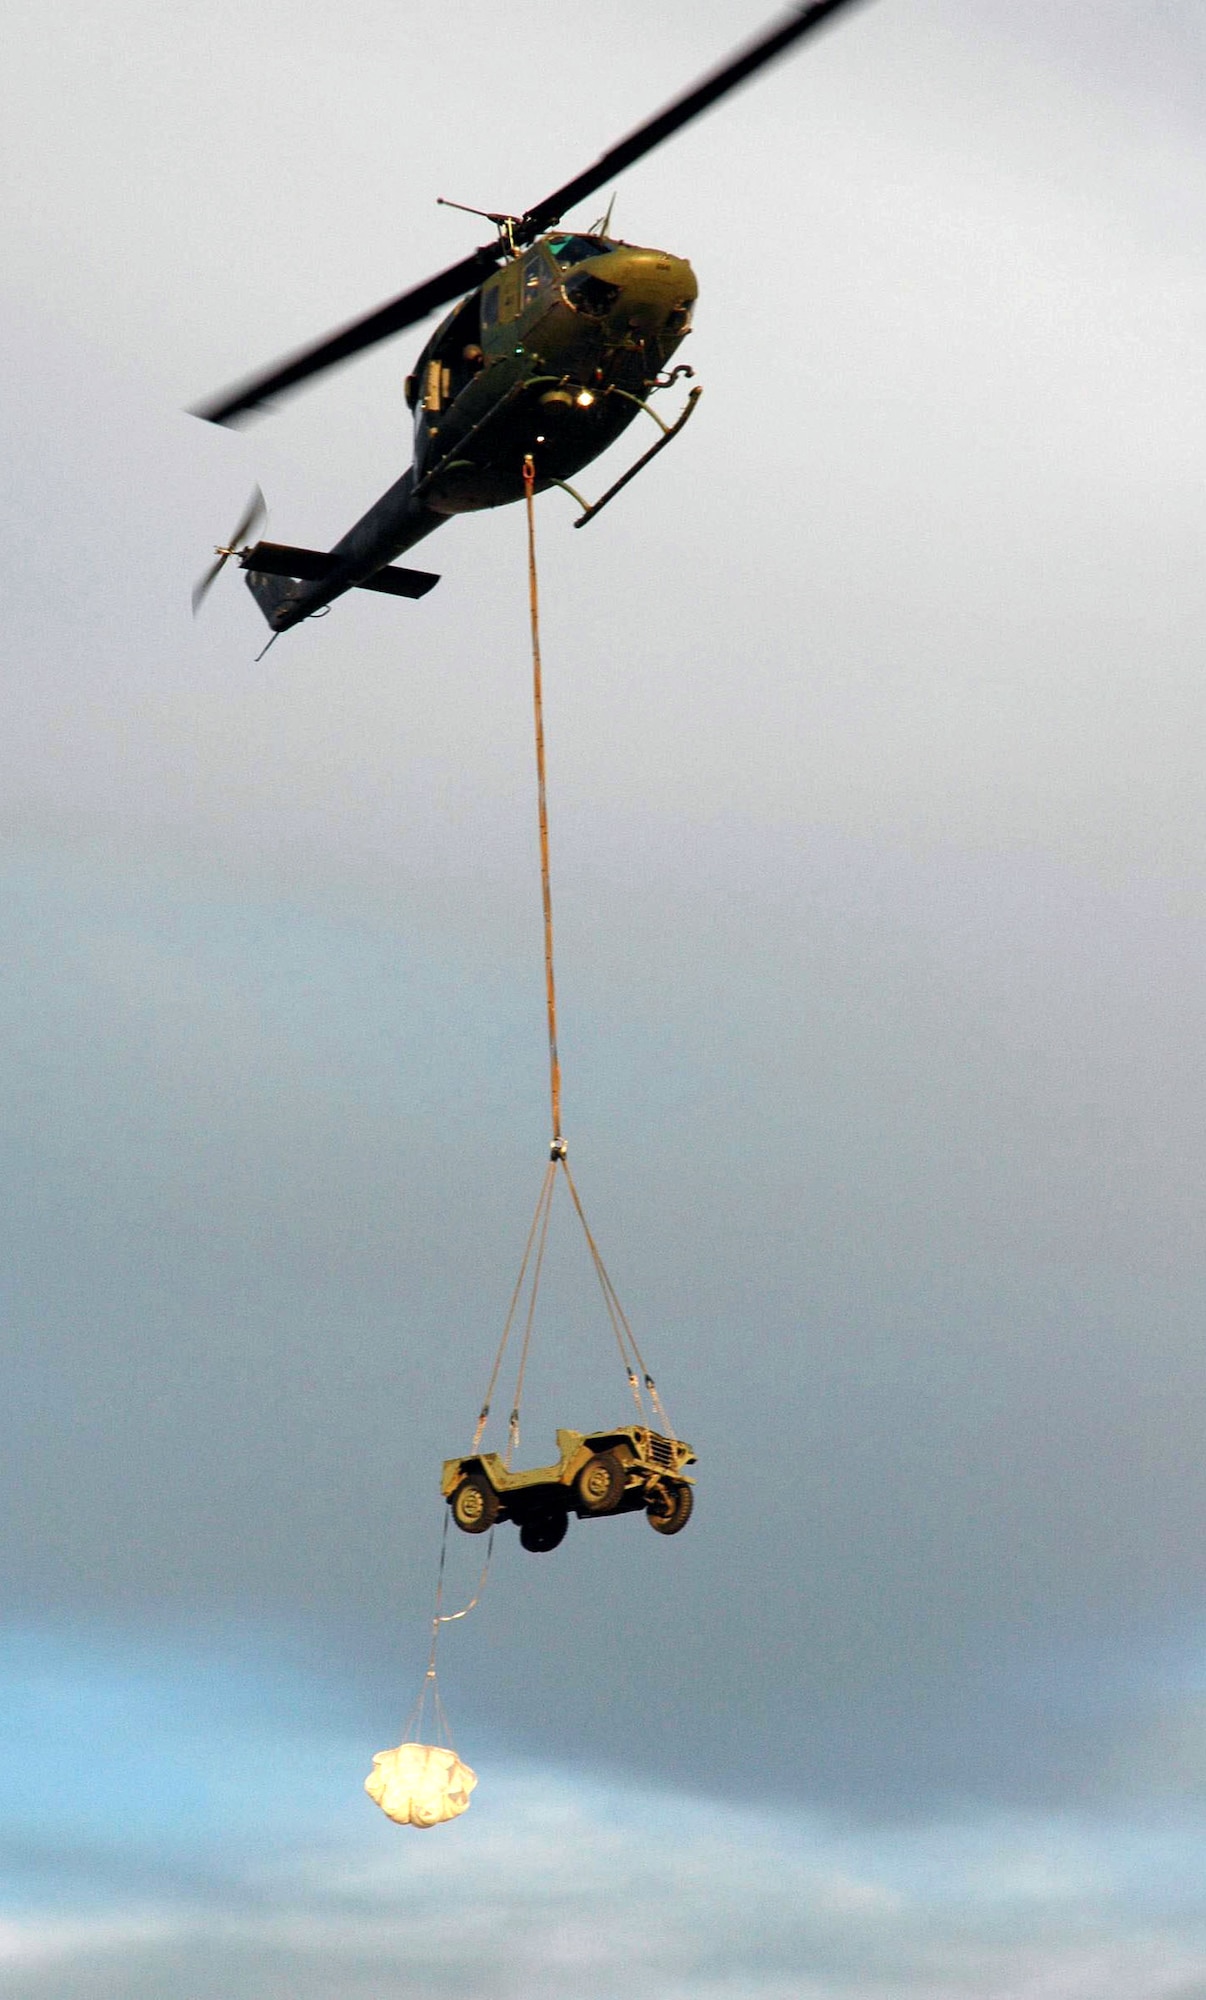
[451,1473,500,1534]
[575,1451,626,1515]
[646,1480,693,1536]
[519,1506,568,1553]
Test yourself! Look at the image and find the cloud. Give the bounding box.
[6,1629,1206,2000]
[4,832,1206,1816]
[7,1795,1206,2000]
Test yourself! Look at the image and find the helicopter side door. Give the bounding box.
[498,262,522,323]
[521,251,547,312]
[481,262,522,361]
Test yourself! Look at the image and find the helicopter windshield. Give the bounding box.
[546,234,610,267]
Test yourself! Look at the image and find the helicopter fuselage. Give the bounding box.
[248,233,696,633]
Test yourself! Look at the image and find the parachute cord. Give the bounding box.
[473,1158,556,1450]
[406,1507,495,1743]
[432,1504,496,1632]
[523,454,564,1158]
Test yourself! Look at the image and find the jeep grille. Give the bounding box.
[644,1431,676,1470]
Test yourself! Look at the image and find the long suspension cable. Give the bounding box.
[465,459,680,1462]
[523,454,565,1158]
[513,455,668,1434]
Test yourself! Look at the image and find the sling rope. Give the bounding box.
[472,1158,556,1452]
[506,1148,556,1465]
[561,1155,675,1437]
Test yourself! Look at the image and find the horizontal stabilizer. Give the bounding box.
[241,541,440,599]
[358,564,440,600]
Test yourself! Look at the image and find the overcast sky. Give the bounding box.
[2,2,1206,1995]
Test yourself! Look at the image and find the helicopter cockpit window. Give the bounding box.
[547,234,609,267]
[482,284,500,329]
[522,254,546,299]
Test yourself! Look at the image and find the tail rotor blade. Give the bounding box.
[230,484,266,549]
[192,485,267,615]
[191,550,230,615]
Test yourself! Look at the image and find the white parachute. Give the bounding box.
[365,1741,477,1828]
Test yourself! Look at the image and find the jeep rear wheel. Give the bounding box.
[575,1451,626,1515]
[646,1480,693,1536]
[519,1507,568,1553]
[451,1474,499,1534]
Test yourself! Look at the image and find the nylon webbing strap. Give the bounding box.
[523,455,564,1156]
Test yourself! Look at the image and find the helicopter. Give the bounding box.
[192,0,869,638]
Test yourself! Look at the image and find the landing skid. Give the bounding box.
[550,379,702,529]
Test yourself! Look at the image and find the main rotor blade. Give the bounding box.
[193,244,501,427]
[193,2,870,426]
[518,0,870,243]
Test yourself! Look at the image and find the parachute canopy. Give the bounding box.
[365,1741,477,1828]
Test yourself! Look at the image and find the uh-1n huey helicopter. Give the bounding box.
[192,0,869,640]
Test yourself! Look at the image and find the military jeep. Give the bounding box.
[442,1425,696,1552]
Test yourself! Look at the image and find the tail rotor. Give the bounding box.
[192,485,266,615]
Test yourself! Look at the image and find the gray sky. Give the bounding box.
[2,2,1205,1994]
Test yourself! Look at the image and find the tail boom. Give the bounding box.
[243,466,442,632]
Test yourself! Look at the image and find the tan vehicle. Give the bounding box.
[442,1426,696,1553]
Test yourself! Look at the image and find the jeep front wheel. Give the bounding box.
[575,1451,626,1515]
[451,1474,499,1534]
[646,1481,693,1536]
